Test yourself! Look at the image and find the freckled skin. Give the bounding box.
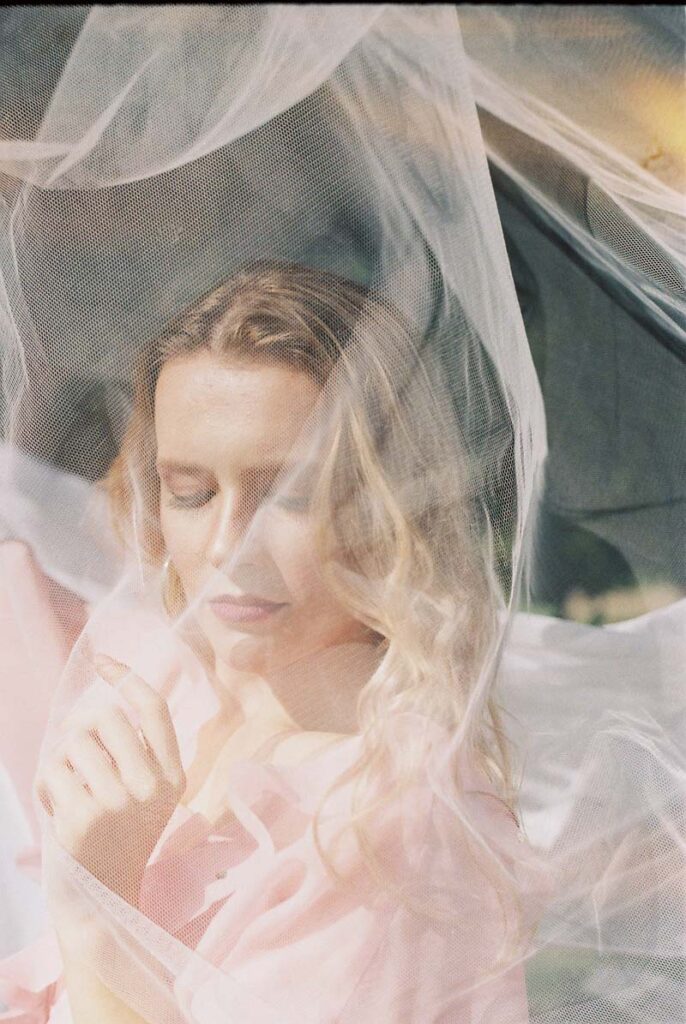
[156,351,373,728]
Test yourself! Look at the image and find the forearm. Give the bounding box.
[58,930,150,1024]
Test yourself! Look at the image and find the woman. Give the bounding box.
[0,261,549,1022]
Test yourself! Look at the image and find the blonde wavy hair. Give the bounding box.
[107,259,531,964]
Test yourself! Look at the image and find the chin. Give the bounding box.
[196,610,270,672]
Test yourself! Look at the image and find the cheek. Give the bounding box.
[270,519,366,648]
[267,517,323,600]
[269,517,341,613]
[160,508,210,587]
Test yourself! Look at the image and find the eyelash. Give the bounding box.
[166,490,310,513]
[167,489,216,510]
[274,493,310,513]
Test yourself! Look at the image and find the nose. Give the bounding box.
[206,490,269,573]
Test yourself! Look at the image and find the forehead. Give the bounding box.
[154,351,321,468]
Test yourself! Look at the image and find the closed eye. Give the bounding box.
[273,491,311,513]
[166,488,216,510]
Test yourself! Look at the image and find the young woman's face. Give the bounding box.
[155,350,370,687]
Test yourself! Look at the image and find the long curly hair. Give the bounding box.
[106,259,529,963]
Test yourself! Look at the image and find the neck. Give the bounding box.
[212,659,295,729]
[213,638,383,736]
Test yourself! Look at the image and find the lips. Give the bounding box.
[208,593,288,624]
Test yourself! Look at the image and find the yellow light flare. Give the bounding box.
[621,73,686,189]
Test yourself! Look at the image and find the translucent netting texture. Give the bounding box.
[0,6,683,1023]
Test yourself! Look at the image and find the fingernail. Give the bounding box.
[94,653,129,685]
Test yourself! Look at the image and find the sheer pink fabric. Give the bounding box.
[0,543,85,841]
[0,543,552,1023]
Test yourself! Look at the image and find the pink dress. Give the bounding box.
[0,543,551,1023]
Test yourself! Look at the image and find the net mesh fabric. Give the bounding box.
[0,6,683,1023]
[461,5,686,613]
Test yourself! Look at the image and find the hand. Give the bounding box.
[35,654,186,910]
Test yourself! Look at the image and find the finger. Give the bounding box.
[114,675,184,785]
[35,781,54,816]
[63,756,94,797]
[64,731,130,809]
[78,633,97,671]
[89,730,119,770]
[56,704,150,763]
[92,652,157,755]
[94,652,130,685]
[94,652,184,786]
[92,709,159,801]
[45,760,95,817]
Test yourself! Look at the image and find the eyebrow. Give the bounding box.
[155,459,309,478]
[156,460,211,476]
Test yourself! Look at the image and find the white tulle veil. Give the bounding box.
[0,6,683,1022]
